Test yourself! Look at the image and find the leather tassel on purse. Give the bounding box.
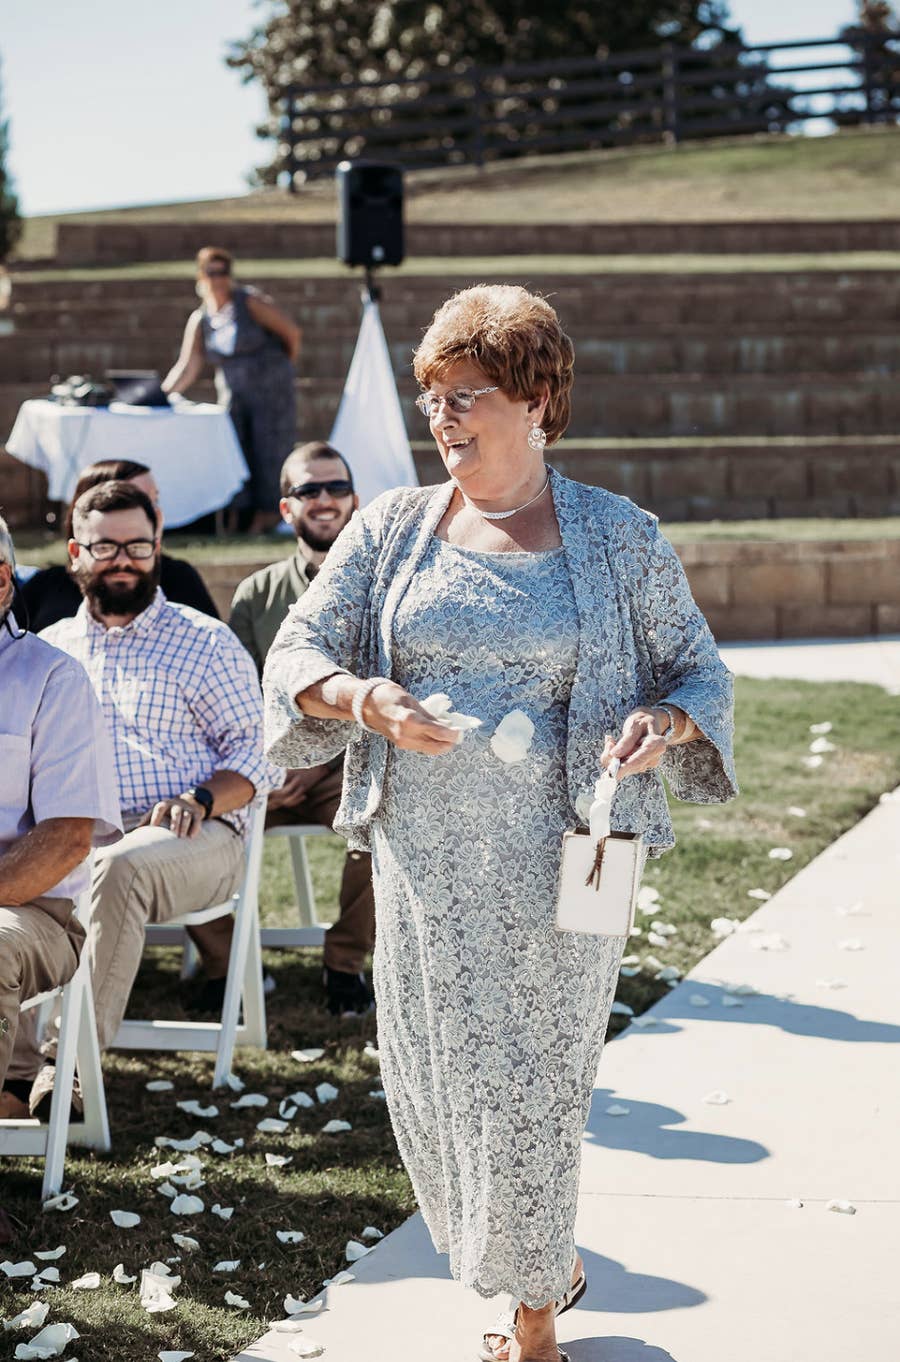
[555,757,644,937]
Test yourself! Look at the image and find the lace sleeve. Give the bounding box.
[636,518,738,804]
[263,508,381,767]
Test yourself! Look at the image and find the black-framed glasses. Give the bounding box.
[75,539,156,561]
[415,386,499,419]
[286,480,354,500]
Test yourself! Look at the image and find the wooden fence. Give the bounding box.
[279,30,900,183]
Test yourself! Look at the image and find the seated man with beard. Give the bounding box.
[229,442,376,1018]
[17,480,273,1116]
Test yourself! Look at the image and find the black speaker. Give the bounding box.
[336,160,404,268]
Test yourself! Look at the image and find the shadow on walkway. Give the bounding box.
[584,1088,768,1164]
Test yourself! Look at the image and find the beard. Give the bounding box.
[79,558,161,618]
[292,510,352,554]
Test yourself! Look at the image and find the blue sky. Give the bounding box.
[3,0,861,216]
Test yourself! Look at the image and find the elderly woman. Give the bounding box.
[163,246,300,533]
[264,285,736,1362]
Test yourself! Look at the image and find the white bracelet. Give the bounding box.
[655,703,677,742]
[351,677,390,733]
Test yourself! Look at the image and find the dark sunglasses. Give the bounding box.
[286,480,354,500]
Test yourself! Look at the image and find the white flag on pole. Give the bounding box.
[329,297,419,507]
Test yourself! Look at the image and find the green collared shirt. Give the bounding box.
[229,550,317,677]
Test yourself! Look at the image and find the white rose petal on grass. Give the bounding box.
[689,994,710,1007]
[650,921,677,937]
[747,888,771,901]
[223,1072,245,1092]
[145,1080,174,1092]
[490,709,535,764]
[628,927,642,938]
[230,1093,268,1109]
[41,1192,78,1213]
[286,1090,315,1109]
[278,1100,299,1121]
[825,1199,856,1215]
[647,932,669,948]
[33,1247,66,1262]
[703,1090,731,1105]
[33,1266,60,1283]
[289,1338,325,1358]
[810,737,836,754]
[213,1260,241,1272]
[363,1044,379,1060]
[276,1230,306,1245]
[345,1240,373,1262]
[265,1153,293,1168]
[169,1194,204,1216]
[838,939,865,951]
[4,1300,49,1330]
[113,1264,137,1284]
[787,806,807,818]
[156,1182,177,1200]
[644,955,665,972]
[139,1268,179,1315]
[210,1139,241,1155]
[619,966,640,978]
[13,1322,79,1358]
[212,1205,234,1221]
[110,1211,141,1229]
[156,1132,213,1152]
[159,1353,196,1362]
[224,1291,250,1310]
[2,1261,37,1278]
[71,1271,101,1288]
[809,721,833,734]
[315,1082,339,1104]
[176,1100,218,1119]
[605,1104,630,1117]
[257,1118,289,1134]
[768,847,793,861]
[655,966,681,983]
[171,1235,200,1252]
[368,1089,386,1100]
[283,1297,324,1318]
[610,1001,633,1017]
[321,1119,352,1134]
[361,1226,383,1241]
[291,1049,325,1064]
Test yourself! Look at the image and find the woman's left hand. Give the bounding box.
[600,708,668,780]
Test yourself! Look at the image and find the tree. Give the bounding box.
[227,1,747,182]
[838,4,900,127]
[0,60,21,262]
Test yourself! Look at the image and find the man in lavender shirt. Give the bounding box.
[0,515,122,1240]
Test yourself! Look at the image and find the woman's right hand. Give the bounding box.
[362,682,461,755]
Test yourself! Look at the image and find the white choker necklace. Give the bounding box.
[470,470,551,521]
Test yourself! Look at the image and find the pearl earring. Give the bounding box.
[528,424,547,452]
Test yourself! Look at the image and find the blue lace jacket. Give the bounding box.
[263,469,738,855]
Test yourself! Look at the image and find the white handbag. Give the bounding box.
[554,758,643,938]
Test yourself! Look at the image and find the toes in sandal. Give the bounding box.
[478,1309,516,1361]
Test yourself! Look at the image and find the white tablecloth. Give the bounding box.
[5,399,250,528]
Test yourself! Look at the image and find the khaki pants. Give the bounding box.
[0,898,84,1086]
[267,764,375,975]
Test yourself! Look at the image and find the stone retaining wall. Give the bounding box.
[196,537,900,642]
[53,218,900,266]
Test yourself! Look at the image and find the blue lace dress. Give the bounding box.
[373,538,626,1306]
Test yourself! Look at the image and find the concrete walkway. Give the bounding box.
[235,792,900,1362]
[719,634,900,691]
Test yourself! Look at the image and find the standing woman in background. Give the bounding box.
[163,246,300,533]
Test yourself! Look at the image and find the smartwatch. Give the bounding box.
[185,785,214,820]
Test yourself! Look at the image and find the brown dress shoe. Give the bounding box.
[0,1089,30,1119]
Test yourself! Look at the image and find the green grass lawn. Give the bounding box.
[3,676,899,1359]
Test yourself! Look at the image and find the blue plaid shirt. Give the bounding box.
[42,590,277,836]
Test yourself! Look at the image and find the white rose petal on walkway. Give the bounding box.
[159,1352,195,1362]
[113,1264,137,1284]
[322,1270,355,1286]
[31,1265,60,1285]
[721,995,744,1008]
[169,1195,204,1215]
[321,1119,352,1134]
[750,933,790,951]
[689,994,710,1007]
[703,1090,731,1105]
[289,1338,325,1358]
[13,1321,79,1359]
[605,1104,631,1116]
[291,1049,325,1063]
[838,938,865,951]
[41,1193,78,1213]
[224,1290,250,1309]
[786,1198,804,1209]
[71,1271,101,1289]
[825,1199,857,1215]
[344,1240,373,1262]
[176,1100,218,1119]
[283,1297,324,1317]
[315,1082,339,1104]
[489,709,535,763]
[3,1301,49,1331]
[835,901,865,917]
[816,977,848,989]
[110,1211,141,1228]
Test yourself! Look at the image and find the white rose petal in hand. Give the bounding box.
[420,692,482,737]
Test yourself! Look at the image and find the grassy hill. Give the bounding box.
[17,126,900,260]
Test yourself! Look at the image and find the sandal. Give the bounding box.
[478,1266,586,1361]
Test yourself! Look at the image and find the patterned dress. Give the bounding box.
[373,538,626,1305]
[200,285,296,512]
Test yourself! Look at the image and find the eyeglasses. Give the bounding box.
[75,539,156,561]
[285,480,354,500]
[415,386,499,419]
[203,266,229,277]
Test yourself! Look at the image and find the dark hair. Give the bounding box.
[196,245,233,275]
[71,481,159,537]
[280,441,354,495]
[64,460,152,538]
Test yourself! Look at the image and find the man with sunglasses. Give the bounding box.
[230,441,376,1018]
[12,480,274,1116]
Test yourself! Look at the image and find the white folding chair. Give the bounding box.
[261,823,332,949]
[0,880,110,1201]
[111,800,267,1089]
